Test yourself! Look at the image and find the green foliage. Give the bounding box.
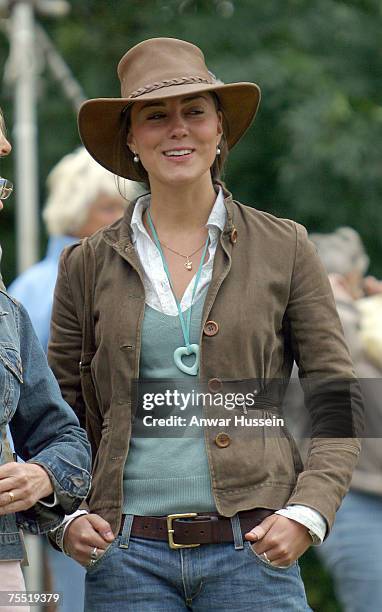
[300,549,342,611]
[1,0,381,286]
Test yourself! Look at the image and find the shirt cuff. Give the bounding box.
[275,504,327,545]
[39,492,59,507]
[50,509,89,554]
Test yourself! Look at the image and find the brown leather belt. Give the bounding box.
[119,509,274,549]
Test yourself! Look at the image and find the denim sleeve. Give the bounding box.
[9,303,91,517]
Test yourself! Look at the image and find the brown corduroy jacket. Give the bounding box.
[48,188,362,537]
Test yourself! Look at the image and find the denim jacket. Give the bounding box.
[0,288,91,560]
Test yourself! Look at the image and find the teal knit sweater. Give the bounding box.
[122,293,216,515]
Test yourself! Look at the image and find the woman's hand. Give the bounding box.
[64,514,115,566]
[244,514,312,567]
[0,462,53,515]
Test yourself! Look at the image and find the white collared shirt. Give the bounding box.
[130,187,226,315]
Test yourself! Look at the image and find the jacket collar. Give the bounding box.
[102,180,236,253]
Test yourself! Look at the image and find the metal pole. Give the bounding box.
[11,4,43,602]
[12,0,39,273]
[23,534,44,601]
[35,22,86,112]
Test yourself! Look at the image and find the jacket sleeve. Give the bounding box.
[9,302,91,519]
[285,223,363,533]
[48,243,102,466]
[48,244,87,428]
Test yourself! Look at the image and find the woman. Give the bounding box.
[48,38,361,611]
[308,228,382,612]
[8,146,139,612]
[0,111,91,609]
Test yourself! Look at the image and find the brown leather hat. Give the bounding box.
[78,37,261,180]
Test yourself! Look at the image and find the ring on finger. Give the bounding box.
[90,546,98,561]
[8,491,15,504]
[262,551,272,564]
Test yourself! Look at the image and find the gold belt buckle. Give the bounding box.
[167,513,201,549]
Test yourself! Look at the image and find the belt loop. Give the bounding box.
[230,514,244,550]
[119,514,134,549]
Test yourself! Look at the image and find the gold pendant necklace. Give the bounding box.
[160,240,206,271]
[144,210,207,271]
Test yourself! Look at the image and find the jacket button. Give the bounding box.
[208,378,223,393]
[230,228,238,244]
[215,432,231,448]
[203,320,219,336]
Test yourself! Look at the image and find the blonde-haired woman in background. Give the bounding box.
[9,146,142,351]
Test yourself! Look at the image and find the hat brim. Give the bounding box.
[78,82,261,181]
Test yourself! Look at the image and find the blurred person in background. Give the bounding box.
[358,278,382,373]
[8,146,141,352]
[47,38,362,611]
[0,112,91,611]
[7,146,141,612]
[307,227,382,612]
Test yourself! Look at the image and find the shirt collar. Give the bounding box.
[130,186,226,244]
[130,192,151,243]
[207,186,226,233]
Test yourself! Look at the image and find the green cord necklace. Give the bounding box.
[146,208,209,376]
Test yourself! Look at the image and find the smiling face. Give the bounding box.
[0,110,12,211]
[127,93,223,190]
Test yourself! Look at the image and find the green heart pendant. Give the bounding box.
[174,344,199,376]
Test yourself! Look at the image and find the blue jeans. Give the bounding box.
[85,515,311,611]
[317,490,382,612]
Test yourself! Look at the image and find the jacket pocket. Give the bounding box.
[256,411,299,484]
[280,423,304,475]
[79,356,99,420]
[0,346,23,422]
[0,513,21,546]
[87,422,112,509]
[265,435,298,483]
[37,452,91,505]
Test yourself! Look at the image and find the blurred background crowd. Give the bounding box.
[1,1,382,611]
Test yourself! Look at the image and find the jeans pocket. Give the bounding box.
[85,537,118,574]
[245,541,297,572]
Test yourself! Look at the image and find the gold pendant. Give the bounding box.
[185,259,192,271]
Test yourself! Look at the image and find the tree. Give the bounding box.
[1,0,381,283]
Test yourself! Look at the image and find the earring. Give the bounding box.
[216,146,221,156]
[133,152,140,163]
